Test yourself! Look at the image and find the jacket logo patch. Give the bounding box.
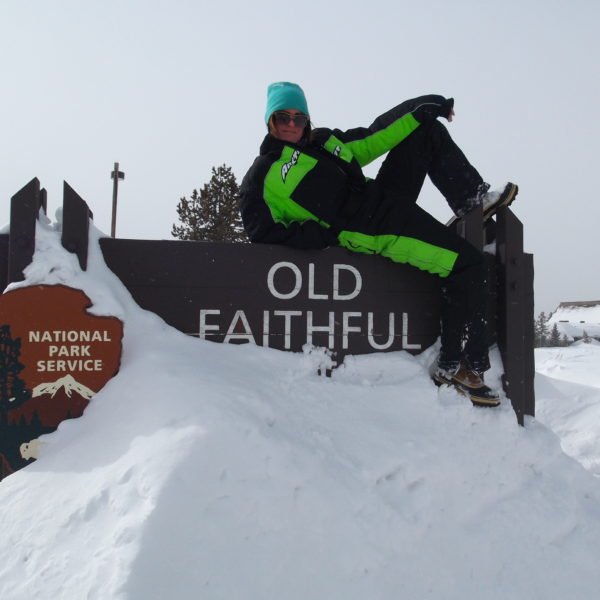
[281,150,301,183]
[333,145,341,157]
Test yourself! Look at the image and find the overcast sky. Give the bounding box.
[2,0,598,314]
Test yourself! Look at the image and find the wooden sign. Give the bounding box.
[100,239,442,366]
[0,285,123,480]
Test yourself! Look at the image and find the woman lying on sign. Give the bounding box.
[239,82,518,407]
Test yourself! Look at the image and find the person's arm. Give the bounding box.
[239,166,338,250]
[334,95,454,167]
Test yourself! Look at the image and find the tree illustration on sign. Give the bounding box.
[0,324,31,416]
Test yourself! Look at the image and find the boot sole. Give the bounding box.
[433,374,501,407]
[483,182,519,221]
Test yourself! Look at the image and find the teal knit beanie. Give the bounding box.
[264,82,309,124]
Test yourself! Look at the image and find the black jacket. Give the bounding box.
[239,95,449,249]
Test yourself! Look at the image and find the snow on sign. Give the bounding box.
[0,285,123,480]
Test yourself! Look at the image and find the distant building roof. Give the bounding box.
[558,300,600,308]
[548,301,600,339]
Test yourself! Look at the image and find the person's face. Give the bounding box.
[271,109,309,144]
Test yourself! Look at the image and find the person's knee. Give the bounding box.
[427,120,452,149]
[451,242,484,276]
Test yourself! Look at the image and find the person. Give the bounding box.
[239,81,518,407]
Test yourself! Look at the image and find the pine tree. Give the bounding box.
[582,330,592,344]
[560,333,570,347]
[172,164,248,243]
[549,323,561,347]
[0,325,31,415]
[534,312,550,347]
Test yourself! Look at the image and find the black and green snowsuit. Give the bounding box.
[240,95,489,372]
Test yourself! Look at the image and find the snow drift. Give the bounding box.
[1,217,600,599]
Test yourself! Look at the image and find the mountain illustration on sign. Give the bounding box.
[8,374,96,430]
[33,374,95,400]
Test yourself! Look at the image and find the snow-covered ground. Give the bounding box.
[536,342,600,476]
[1,218,600,599]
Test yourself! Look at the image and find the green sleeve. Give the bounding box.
[342,113,420,167]
[331,96,443,167]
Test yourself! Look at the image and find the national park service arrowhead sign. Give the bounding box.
[0,285,123,480]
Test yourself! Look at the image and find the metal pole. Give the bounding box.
[110,162,124,238]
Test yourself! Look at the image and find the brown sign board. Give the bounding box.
[0,285,123,480]
[100,239,442,365]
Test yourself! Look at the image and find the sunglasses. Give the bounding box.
[273,111,310,128]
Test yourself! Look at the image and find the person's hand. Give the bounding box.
[413,97,455,123]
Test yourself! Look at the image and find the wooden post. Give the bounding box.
[110,162,125,238]
[496,206,535,424]
[39,187,48,214]
[62,182,93,271]
[522,252,535,418]
[8,178,45,284]
[453,204,484,251]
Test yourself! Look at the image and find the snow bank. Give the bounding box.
[1,219,600,599]
[536,344,600,477]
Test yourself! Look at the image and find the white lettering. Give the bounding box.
[198,307,422,354]
[308,263,328,300]
[306,311,335,347]
[48,344,100,357]
[267,262,302,300]
[342,312,362,350]
[263,310,270,347]
[367,312,395,350]
[402,312,421,350]
[333,264,362,300]
[223,310,255,344]
[199,309,221,338]
[274,310,302,349]
[281,149,301,182]
[27,330,112,343]
[35,359,103,372]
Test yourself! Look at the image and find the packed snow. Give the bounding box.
[536,342,600,477]
[1,216,600,599]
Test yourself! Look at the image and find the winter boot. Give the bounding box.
[480,182,519,220]
[454,182,519,221]
[433,364,501,407]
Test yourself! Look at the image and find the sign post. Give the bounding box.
[110,162,125,238]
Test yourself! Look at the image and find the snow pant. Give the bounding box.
[338,121,490,372]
